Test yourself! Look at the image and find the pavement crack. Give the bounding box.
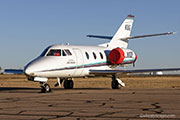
[5,97,20,102]
[151,102,161,109]
[109,98,115,101]
[99,102,106,107]
[85,100,93,103]
[56,112,74,118]
[142,102,163,114]
[48,104,53,107]
[17,110,26,115]
[38,118,48,120]
[95,112,116,117]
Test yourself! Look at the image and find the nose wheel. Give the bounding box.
[41,83,51,93]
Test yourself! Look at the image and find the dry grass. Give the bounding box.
[0,74,180,89]
[122,76,180,88]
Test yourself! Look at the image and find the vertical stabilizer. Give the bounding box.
[109,15,134,49]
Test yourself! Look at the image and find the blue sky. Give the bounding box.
[0,0,180,69]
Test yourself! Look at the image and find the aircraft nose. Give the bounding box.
[24,65,35,76]
[24,57,49,76]
[24,57,54,77]
[24,60,38,76]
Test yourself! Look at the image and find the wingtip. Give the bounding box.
[172,32,177,34]
[168,32,177,35]
[86,35,91,37]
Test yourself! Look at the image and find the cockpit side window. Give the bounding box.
[47,49,61,56]
[62,50,67,56]
[64,49,72,55]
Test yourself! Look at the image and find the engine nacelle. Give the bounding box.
[109,48,125,64]
[109,48,137,65]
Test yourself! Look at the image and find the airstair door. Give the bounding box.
[73,48,84,76]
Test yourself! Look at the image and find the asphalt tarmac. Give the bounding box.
[0,87,180,120]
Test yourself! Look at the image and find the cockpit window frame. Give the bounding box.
[62,50,67,56]
[40,46,52,57]
[64,49,72,55]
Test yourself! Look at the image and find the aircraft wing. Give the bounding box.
[87,32,175,40]
[4,69,24,74]
[89,68,180,75]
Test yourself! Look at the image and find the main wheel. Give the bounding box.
[41,84,51,93]
[111,80,120,89]
[64,80,74,89]
[68,80,74,89]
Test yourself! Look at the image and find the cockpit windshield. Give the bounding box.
[40,46,72,57]
[47,49,61,56]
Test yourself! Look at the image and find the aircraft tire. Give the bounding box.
[41,87,46,93]
[69,80,74,89]
[111,80,120,89]
[64,80,74,89]
[41,84,51,93]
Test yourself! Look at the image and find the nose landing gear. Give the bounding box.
[40,83,51,93]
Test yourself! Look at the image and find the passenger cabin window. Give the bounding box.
[93,52,97,59]
[85,52,89,59]
[100,52,103,59]
[47,49,61,56]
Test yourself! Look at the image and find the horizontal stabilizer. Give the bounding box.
[120,32,176,40]
[86,35,112,40]
[87,32,175,41]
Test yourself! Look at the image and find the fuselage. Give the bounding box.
[24,44,137,78]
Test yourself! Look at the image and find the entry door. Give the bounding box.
[73,48,84,76]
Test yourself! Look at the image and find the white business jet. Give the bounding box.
[24,15,179,92]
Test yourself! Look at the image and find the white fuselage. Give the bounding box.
[24,44,136,78]
[24,15,137,79]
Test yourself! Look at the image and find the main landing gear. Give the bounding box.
[54,78,74,89]
[111,75,125,89]
[63,79,74,89]
[39,75,123,92]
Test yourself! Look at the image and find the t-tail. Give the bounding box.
[87,14,175,49]
[108,14,134,49]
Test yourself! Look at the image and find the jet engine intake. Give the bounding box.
[108,48,137,65]
[109,48,125,64]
